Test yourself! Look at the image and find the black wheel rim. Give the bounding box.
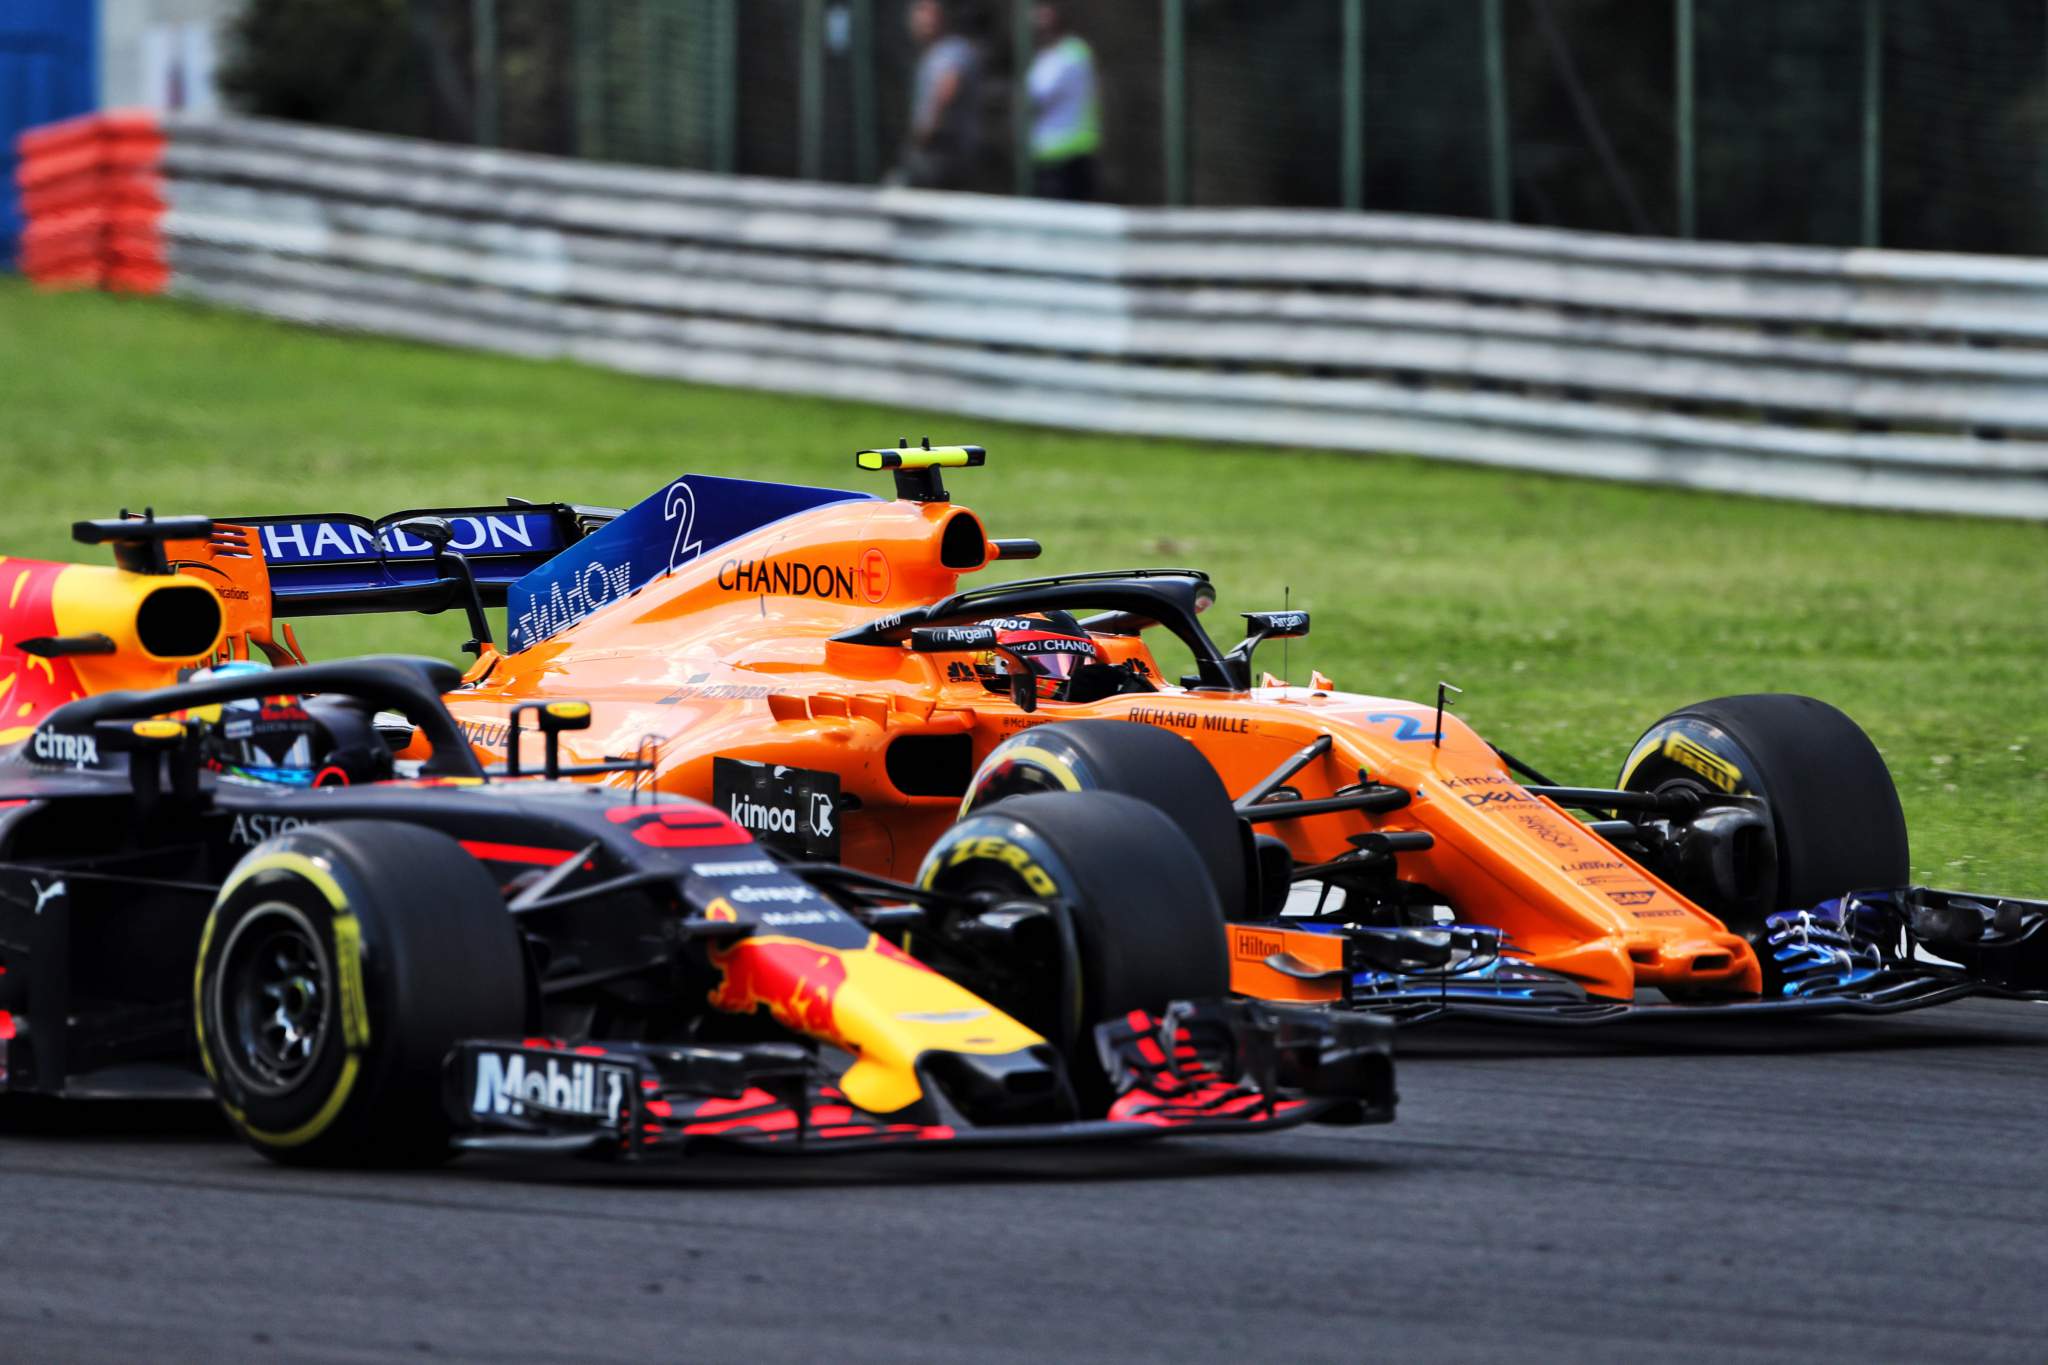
[213,901,334,1097]
[920,864,1077,1051]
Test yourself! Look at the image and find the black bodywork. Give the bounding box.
[0,655,1394,1156]
[0,655,674,1100]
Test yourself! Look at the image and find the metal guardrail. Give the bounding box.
[160,116,2048,518]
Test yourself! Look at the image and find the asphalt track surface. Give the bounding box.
[4,999,2045,1363]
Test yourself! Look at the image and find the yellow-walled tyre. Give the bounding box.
[919,790,1227,1109]
[1620,694,1909,933]
[959,720,1252,919]
[195,821,526,1167]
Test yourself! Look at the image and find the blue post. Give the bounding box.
[0,0,99,270]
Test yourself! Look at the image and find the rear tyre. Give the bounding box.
[918,790,1227,1108]
[1620,694,1909,932]
[196,821,526,1166]
[960,720,1252,919]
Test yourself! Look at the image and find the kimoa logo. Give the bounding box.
[729,793,797,834]
[470,1052,628,1121]
[230,813,308,846]
[31,730,97,766]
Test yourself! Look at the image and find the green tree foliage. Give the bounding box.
[219,0,445,137]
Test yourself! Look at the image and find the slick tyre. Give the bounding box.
[959,720,1252,919]
[1620,694,1908,930]
[919,790,1227,1106]
[196,821,526,1167]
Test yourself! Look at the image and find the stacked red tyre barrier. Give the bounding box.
[15,111,167,294]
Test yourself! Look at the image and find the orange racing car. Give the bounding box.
[26,446,2048,1025]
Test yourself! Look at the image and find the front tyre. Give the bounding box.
[1620,693,1908,932]
[196,821,526,1166]
[918,790,1227,1108]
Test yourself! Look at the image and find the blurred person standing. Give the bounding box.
[1027,1,1100,200]
[894,0,982,191]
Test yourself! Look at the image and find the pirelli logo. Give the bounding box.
[1664,734,1741,792]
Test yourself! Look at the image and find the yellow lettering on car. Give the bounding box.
[945,836,1058,897]
[1664,734,1741,792]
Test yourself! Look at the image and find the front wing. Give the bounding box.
[1251,887,2048,1027]
[446,1000,1395,1159]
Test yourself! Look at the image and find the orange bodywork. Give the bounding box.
[164,523,306,667]
[10,473,1758,1004]
[423,486,1758,1003]
[1228,923,1349,1004]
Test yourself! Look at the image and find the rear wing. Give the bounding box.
[220,503,620,615]
[196,472,876,653]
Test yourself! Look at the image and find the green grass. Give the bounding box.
[4,279,2044,892]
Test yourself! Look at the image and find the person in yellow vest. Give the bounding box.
[1026,1,1100,200]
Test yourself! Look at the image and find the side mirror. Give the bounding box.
[1223,610,1311,684]
[907,625,999,652]
[506,699,593,780]
[1242,610,1310,640]
[905,624,1037,713]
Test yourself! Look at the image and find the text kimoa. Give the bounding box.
[729,793,797,834]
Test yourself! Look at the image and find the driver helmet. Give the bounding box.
[972,611,1105,701]
[184,660,391,787]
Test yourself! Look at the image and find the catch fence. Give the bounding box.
[223,0,2048,255]
[144,114,2048,519]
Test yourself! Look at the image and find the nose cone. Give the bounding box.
[1623,933,1763,995]
[917,1044,1073,1125]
